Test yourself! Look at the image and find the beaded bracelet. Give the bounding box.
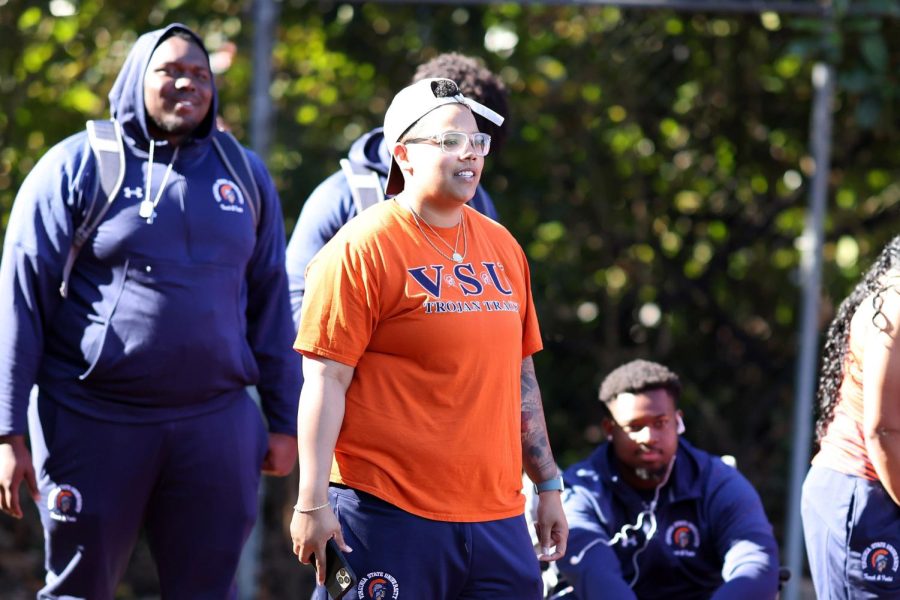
[293,501,330,514]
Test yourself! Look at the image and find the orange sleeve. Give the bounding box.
[294,235,380,367]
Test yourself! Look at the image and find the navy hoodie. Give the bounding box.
[285,127,499,328]
[0,24,300,435]
[559,439,780,599]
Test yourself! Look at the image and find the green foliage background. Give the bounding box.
[1,0,899,596]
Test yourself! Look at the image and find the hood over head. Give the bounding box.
[108,23,216,149]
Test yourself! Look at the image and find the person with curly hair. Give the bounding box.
[802,235,900,598]
[558,359,780,599]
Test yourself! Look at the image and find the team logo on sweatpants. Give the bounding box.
[862,542,899,582]
[212,178,245,213]
[665,520,700,557]
[47,484,83,522]
[357,571,399,599]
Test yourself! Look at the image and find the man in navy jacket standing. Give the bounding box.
[0,24,299,599]
[558,360,779,599]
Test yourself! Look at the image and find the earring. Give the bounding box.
[607,434,614,442]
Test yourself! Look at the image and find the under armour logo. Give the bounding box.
[122,187,143,199]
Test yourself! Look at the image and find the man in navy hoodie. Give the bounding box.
[0,24,299,599]
[558,360,779,599]
[285,52,508,327]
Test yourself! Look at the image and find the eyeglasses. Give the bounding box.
[612,415,673,436]
[403,131,492,157]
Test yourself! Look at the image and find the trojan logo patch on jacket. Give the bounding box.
[213,178,245,213]
[48,484,83,522]
[666,519,700,557]
[862,542,900,582]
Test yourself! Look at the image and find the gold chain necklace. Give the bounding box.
[404,202,467,263]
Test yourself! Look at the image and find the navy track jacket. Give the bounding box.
[0,24,300,436]
[559,439,780,600]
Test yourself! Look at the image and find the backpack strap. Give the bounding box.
[60,119,125,298]
[59,125,260,298]
[340,158,385,216]
[211,129,260,230]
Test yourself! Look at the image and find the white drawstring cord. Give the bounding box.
[139,139,179,223]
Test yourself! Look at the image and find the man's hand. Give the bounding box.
[261,432,298,477]
[0,435,39,519]
[535,490,569,562]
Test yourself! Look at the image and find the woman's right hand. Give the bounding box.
[290,505,352,585]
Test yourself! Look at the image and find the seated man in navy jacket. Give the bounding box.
[559,360,779,600]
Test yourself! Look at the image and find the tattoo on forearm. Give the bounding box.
[521,357,556,478]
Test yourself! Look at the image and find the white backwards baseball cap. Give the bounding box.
[383,77,505,196]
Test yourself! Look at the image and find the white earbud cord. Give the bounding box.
[568,455,676,588]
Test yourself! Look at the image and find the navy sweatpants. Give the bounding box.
[27,390,268,600]
[311,486,543,600]
[802,464,900,599]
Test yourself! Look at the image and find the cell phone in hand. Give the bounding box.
[314,538,357,600]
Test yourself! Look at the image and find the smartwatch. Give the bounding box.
[533,474,565,494]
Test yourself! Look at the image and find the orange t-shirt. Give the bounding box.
[295,200,543,522]
[812,306,878,480]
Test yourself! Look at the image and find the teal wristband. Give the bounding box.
[533,474,565,494]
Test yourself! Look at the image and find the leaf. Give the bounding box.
[61,84,102,114]
[839,67,874,93]
[860,33,888,73]
[17,7,42,30]
[855,95,882,129]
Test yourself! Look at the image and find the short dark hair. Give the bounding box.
[598,359,682,405]
[413,53,509,154]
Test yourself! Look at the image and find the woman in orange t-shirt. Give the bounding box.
[289,78,568,599]
[803,235,900,598]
